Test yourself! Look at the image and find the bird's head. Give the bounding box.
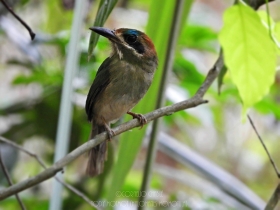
[90,27,157,63]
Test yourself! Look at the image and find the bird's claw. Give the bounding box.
[107,129,115,141]
[102,117,115,141]
[127,111,147,129]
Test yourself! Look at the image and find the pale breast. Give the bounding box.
[93,61,153,124]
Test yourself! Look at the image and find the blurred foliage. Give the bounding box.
[178,24,217,52]
[0,0,280,210]
[1,198,49,210]
[44,0,73,33]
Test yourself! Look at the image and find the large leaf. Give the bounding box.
[105,0,194,205]
[105,0,177,205]
[219,4,277,111]
[87,0,118,59]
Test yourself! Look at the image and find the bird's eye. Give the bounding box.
[124,34,137,44]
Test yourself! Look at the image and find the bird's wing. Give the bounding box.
[85,57,112,121]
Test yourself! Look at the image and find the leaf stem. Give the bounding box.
[138,0,186,208]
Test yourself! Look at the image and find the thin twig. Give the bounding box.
[0,148,26,210]
[0,0,35,40]
[247,115,280,178]
[0,136,101,210]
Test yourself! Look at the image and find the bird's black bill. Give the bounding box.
[89,27,119,43]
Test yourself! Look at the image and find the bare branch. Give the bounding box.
[247,115,280,178]
[0,149,26,210]
[0,136,101,210]
[0,94,207,200]
[0,0,35,40]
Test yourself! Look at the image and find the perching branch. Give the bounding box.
[0,136,101,210]
[0,149,26,210]
[0,0,35,40]
[0,92,207,200]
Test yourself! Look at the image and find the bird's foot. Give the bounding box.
[127,111,147,129]
[102,118,115,141]
[106,128,115,141]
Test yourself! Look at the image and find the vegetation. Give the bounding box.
[0,0,279,209]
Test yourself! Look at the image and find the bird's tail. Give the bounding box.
[86,122,107,176]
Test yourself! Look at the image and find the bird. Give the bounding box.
[85,27,158,176]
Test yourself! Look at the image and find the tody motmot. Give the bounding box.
[85,27,158,176]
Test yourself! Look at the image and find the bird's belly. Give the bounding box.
[94,80,149,124]
[93,64,153,124]
[96,98,136,123]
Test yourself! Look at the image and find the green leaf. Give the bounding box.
[87,0,118,59]
[105,0,177,206]
[105,0,194,205]
[219,4,277,111]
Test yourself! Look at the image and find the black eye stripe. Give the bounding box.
[123,34,145,54]
[130,42,145,54]
[124,34,137,44]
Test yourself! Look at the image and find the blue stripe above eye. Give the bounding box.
[125,29,140,36]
